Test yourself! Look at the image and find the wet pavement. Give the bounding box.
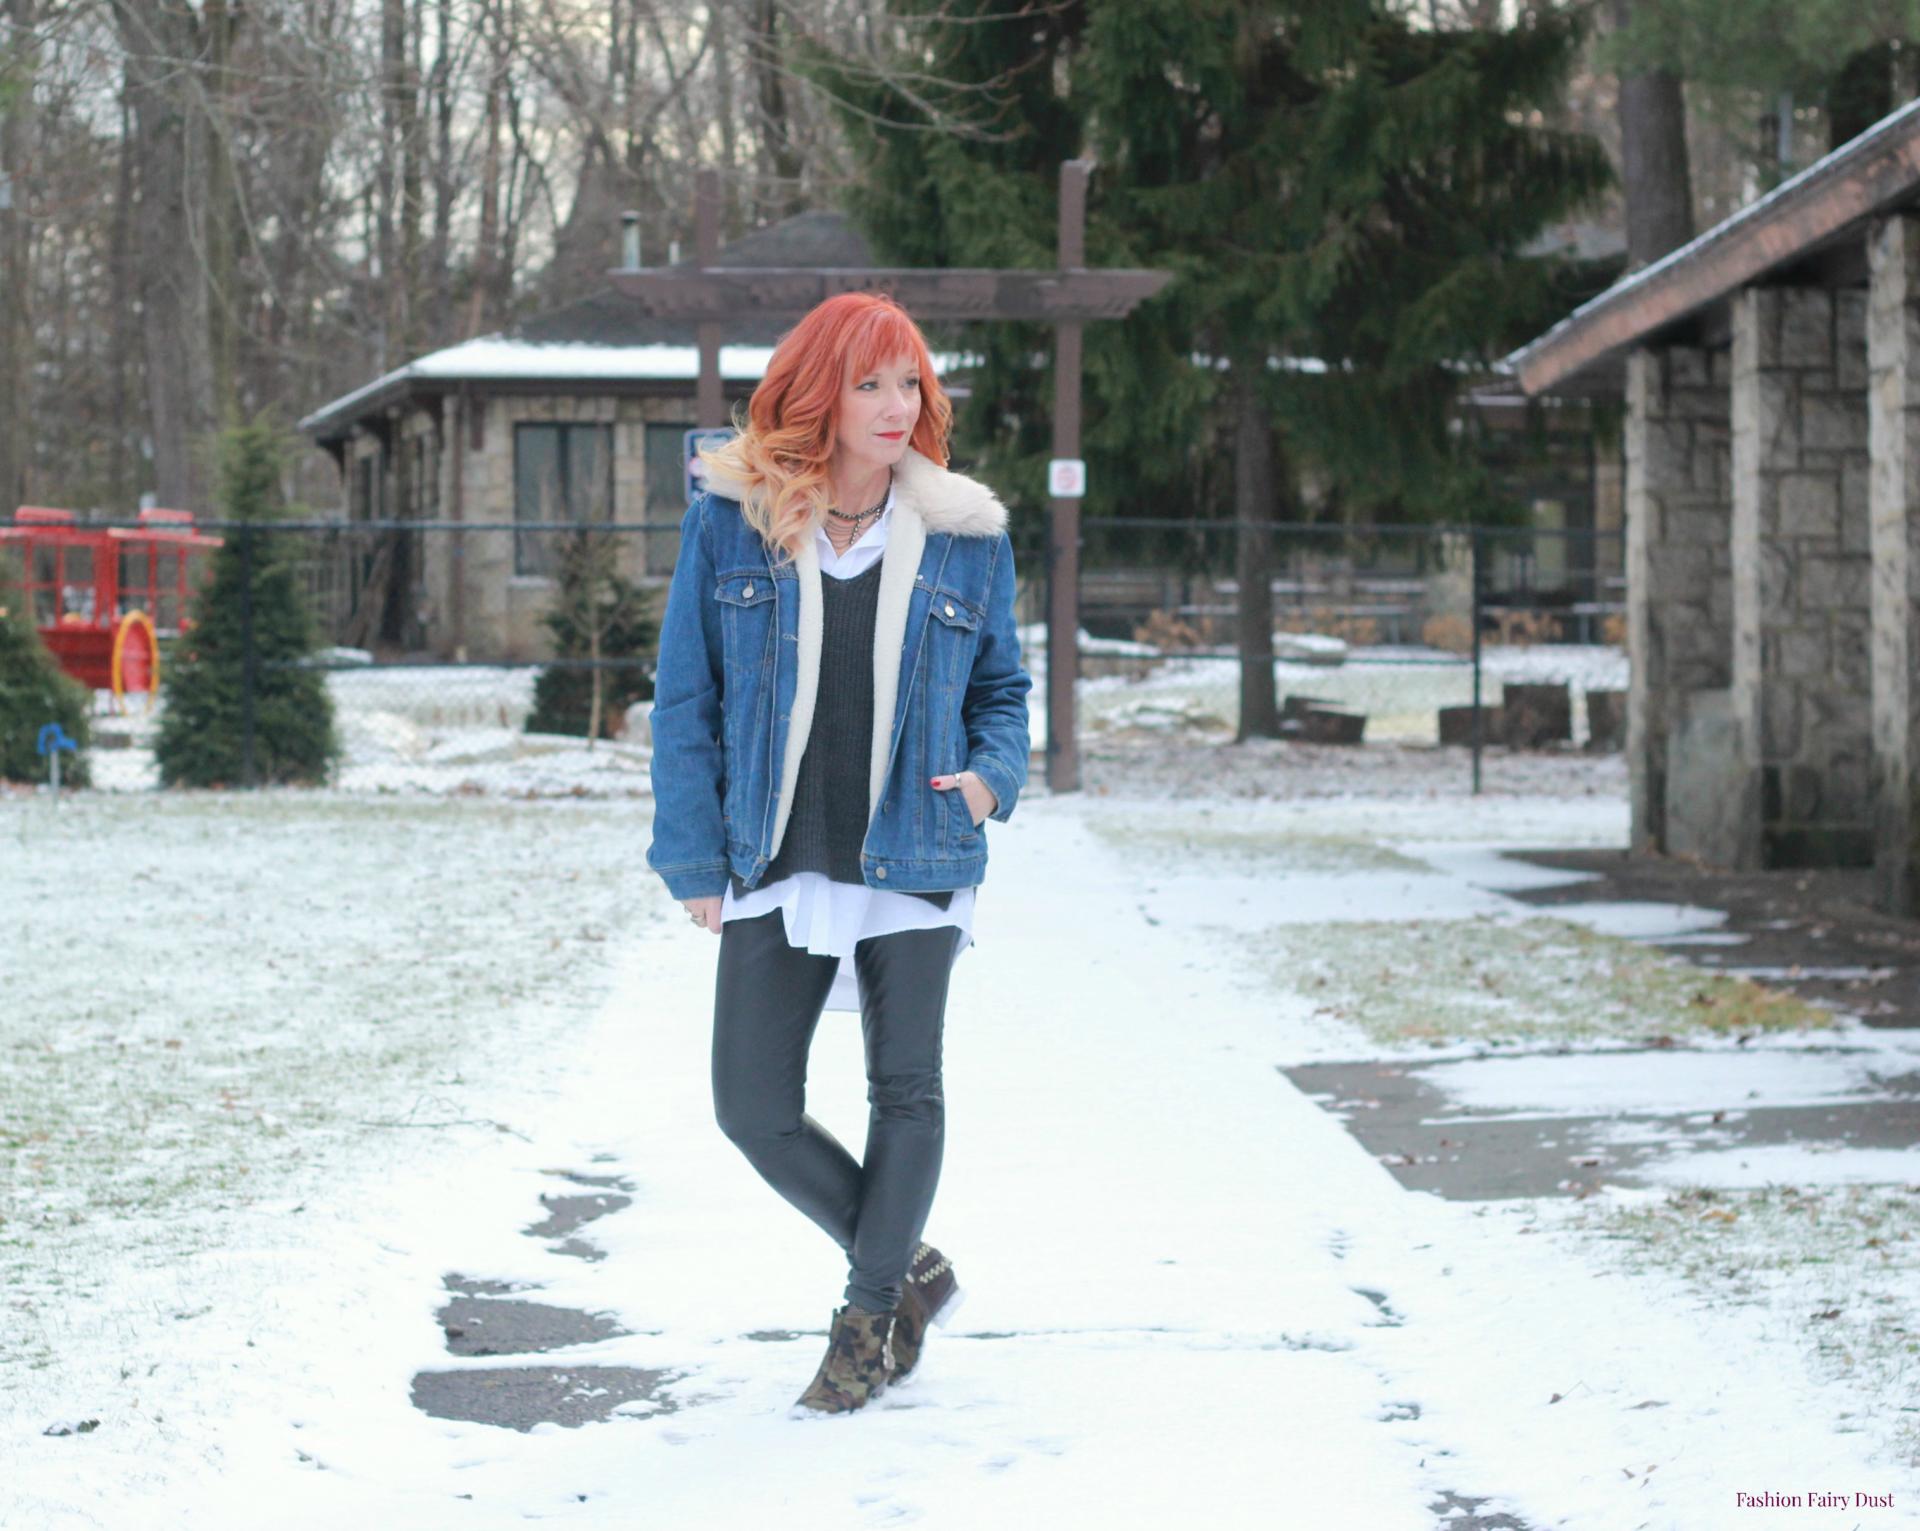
[1284,849,1920,1202]
[1284,1045,1920,1200]
[1503,849,1920,1030]
[410,1163,684,1432]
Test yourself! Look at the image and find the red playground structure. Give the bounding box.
[1,506,222,708]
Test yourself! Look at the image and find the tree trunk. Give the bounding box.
[113,0,219,512]
[0,0,37,514]
[587,601,602,748]
[468,0,506,338]
[379,0,404,366]
[109,76,136,507]
[1611,0,1693,269]
[748,0,802,220]
[400,0,425,361]
[713,2,737,231]
[1232,357,1279,741]
[430,0,455,342]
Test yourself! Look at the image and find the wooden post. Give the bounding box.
[696,169,724,430]
[602,159,1171,800]
[1047,159,1090,793]
[450,381,468,661]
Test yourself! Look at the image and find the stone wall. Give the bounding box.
[1869,215,1920,915]
[1624,346,1734,854]
[1730,286,1875,867]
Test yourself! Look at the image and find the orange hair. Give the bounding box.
[699,292,953,563]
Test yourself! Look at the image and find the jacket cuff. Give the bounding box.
[658,861,731,901]
[967,753,1020,824]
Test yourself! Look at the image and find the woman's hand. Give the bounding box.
[931,770,997,827]
[681,895,723,934]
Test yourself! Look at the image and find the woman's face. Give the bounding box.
[833,352,921,482]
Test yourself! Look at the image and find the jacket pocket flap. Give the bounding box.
[929,591,980,630]
[714,574,774,607]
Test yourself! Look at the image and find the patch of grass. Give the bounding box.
[1248,915,1832,1047]
[1084,816,1430,875]
[0,792,658,1380]
[1548,1183,1920,1468]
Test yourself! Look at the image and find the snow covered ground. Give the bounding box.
[5,760,1918,1529]
[77,636,1626,797]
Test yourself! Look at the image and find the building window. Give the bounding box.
[644,421,695,576]
[515,422,614,577]
[644,421,696,513]
[350,453,380,522]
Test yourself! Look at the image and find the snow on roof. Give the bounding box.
[1505,92,1920,390]
[297,339,779,436]
[298,333,976,438]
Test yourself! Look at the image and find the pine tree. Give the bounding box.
[525,526,657,743]
[810,1,1614,735]
[794,0,1096,515]
[1605,0,1920,176]
[154,417,340,787]
[0,550,92,786]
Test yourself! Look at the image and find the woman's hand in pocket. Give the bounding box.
[930,770,996,827]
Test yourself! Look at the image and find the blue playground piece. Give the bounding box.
[36,721,78,795]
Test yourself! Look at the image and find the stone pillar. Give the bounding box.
[1868,215,1920,915]
[1729,286,1875,869]
[1624,346,1734,854]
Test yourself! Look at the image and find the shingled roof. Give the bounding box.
[1507,96,1920,399]
[299,211,878,441]
[506,211,877,349]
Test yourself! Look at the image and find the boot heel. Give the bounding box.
[929,1280,966,1329]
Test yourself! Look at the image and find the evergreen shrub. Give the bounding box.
[0,550,92,786]
[154,418,341,787]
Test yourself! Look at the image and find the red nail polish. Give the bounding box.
[929,776,941,785]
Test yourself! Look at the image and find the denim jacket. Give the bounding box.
[645,447,1033,902]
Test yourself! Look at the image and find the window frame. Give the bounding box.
[513,420,616,578]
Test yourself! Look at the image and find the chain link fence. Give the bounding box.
[1060,515,1626,789]
[41,511,1625,796]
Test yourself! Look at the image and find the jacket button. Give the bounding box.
[944,603,955,617]
[874,865,888,879]
[744,583,754,597]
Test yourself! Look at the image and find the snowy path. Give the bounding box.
[7,789,1916,1529]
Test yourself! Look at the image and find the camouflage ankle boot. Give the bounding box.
[889,1242,965,1383]
[793,1303,894,1415]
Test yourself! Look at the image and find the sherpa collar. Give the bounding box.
[703,446,1007,540]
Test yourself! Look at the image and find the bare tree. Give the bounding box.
[1,0,37,511]
[110,0,220,509]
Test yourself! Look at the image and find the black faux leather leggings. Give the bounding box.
[712,907,966,1315]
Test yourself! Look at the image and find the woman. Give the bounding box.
[645,291,1032,1417]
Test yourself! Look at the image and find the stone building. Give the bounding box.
[296,212,885,661]
[1509,100,1920,915]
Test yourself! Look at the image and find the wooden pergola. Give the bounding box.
[606,164,1172,794]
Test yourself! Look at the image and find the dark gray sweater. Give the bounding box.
[732,557,952,909]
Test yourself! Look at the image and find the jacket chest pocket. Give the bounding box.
[927,589,981,690]
[714,572,776,678]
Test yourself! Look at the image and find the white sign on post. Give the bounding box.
[684,427,738,504]
[1048,458,1086,499]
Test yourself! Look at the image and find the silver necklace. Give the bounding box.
[825,471,890,538]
